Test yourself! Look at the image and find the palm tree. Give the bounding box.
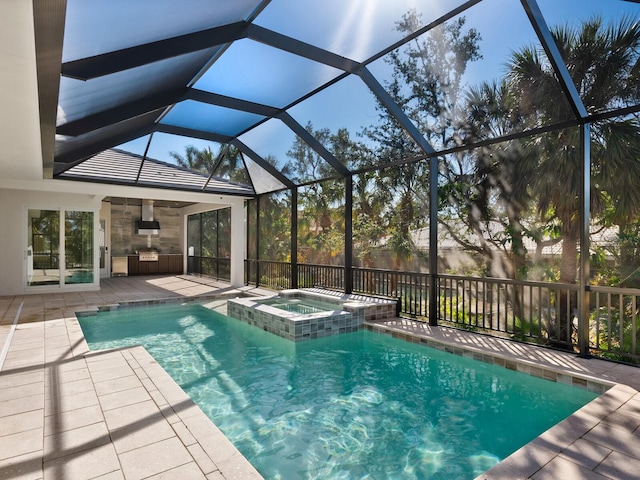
[507,15,640,345]
[169,145,217,174]
[455,79,535,280]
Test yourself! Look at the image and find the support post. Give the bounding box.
[256,195,261,287]
[429,155,439,326]
[291,187,298,289]
[345,176,353,294]
[578,123,591,357]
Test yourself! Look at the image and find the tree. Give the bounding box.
[169,145,217,174]
[169,144,253,186]
[507,15,640,345]
[364,10,482,275]
[285,122,345,264]
[449,79,536,280]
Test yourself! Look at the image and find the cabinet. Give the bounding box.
[138,260,159,275]
[167,255,183,274]
[158,255,169,273]
[127,256,139,275]
[125,255,183,275]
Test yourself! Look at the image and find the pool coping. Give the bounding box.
[70,295,640,480]
[66,311,264,480]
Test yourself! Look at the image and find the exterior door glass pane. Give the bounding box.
[28,209,60,286]
[65,211,94,284]
[99,219,106,269]
[187,214,201,274]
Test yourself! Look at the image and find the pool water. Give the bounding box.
[79,303,599,480]
[261,298,338,314]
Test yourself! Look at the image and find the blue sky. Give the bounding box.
[116,0,640,171]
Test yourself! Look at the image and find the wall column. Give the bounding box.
[230,199,245,287]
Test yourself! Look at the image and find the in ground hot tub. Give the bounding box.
[227,289,397,341]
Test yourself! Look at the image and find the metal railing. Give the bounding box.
[298,263,344,290]
[590,285,640,363]
[242,261,640,364]
[437,275,578,349]
[245,259,292,290]
[352,267,429,317]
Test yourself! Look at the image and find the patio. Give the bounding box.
[1,275,640,479]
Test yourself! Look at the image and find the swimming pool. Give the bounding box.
[79,303,599,480]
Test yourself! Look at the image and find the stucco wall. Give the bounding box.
[0,189,103,296]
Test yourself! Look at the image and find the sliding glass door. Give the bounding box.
[27,209,95,287]
[65,211,94,284]
[28,209,60,286]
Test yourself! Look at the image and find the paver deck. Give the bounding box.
[1,275,640,479]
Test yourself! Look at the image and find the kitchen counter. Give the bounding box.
[112,254,184,276]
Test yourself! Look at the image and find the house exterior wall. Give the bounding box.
[0,188,103,296]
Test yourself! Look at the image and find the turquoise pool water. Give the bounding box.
[261,298,338,314]
[79,303,599,480]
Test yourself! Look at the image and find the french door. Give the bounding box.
[27,209,95,287]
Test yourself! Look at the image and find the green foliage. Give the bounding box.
[590,305,640,363]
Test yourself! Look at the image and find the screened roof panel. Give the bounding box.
[62,0,265,62]
[254,0,470,62]
[118,133,225,169]
[148,136,228,179]
[211,148,252,186]
[160,101,265,137]
[238,118,297,173]
[57,49,217,126]
[538,0,640,117]
[54,110,162,164]
[34,0,640,197]
[538,0,640,29]
[287,75,386,170]
[367,0,569,151]
[244,156,287,194]
[193,39,343,108]
[238,117,343,184]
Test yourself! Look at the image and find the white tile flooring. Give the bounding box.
[1,275,640,479]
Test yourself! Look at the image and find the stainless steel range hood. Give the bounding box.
[135,200,160,235]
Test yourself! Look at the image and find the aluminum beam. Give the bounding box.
[186,89,281,117]
[230,139,295,189]
[277,112,351,177]
[57,88,189,136]
[357,67,437,156]
[53,123,155,165]
[246,24,361,73]
[154,124,232,143]
[291,187,299,289]
[578,123,591,357]
[521,0,588,119]
[61,22,248,80]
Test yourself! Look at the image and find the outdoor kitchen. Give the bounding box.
[109,199,184,276]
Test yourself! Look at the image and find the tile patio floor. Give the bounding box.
[1,275,639,479]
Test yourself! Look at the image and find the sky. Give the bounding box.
[113,0,640,174]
